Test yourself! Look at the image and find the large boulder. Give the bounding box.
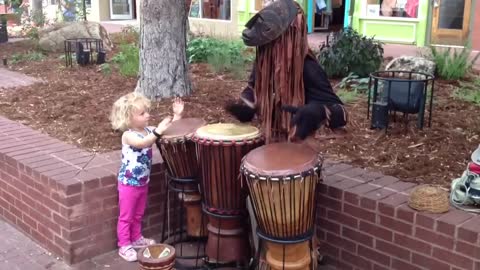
[385,56,435,76]
[38,21,113,52]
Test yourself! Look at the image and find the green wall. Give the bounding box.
[351,0,429,46]
[237,0,308,33]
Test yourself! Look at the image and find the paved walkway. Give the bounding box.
[0,67,42,89]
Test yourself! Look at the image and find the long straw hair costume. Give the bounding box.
[253,4,314,143]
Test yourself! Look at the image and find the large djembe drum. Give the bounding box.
[192,123,264,265]
[241,143,323,270]
[156,118,207,240]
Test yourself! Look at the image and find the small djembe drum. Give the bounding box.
[241,143,323,270]
[156,118,207,238]
[192,123,264,265]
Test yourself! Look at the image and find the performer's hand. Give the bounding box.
[282,103,327,140]
[225,100,257,123]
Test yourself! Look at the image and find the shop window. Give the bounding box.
[366,0,418,18]
[189,0,231,20]
[253,0,274,11]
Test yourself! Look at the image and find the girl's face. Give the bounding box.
[130,105,150,130]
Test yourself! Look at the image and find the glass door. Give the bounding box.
[431,0,472,46]
[110,0,133,20]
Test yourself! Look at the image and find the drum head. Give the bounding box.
[242,143,320,177]
[194,123,260,141]
[161,118,206,140]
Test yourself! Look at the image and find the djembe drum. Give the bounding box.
[157,118,207,239]
[192,123,264,265]
[240,143,323,270]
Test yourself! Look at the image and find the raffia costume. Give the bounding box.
[226,0,348,143]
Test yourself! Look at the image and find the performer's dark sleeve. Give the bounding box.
[303,56,344,105]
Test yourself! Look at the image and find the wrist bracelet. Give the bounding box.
[152,130,162,138]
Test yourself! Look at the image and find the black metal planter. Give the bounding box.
[64,38,105,67]
[0,15,8,44]
[367,70,435,133]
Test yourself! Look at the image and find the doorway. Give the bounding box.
[430,0,472,46]
[110,0,134,20]
[312,0,346,32]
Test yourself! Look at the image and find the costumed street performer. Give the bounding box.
[225,0,348,144]
[224,0,347,267]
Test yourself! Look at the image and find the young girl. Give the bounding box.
[110,92,184,262]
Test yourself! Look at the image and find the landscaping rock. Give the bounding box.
[385,56,435,76]
[38,21,113,52]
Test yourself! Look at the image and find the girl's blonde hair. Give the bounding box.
[110,92,151,131]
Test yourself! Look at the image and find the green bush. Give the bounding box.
[111,43,139,77]
[429,46,480,80]
[11,51,46,64]
[317,28,384,78]
[187,36,253,78]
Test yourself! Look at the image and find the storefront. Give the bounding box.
[350,0,429,46]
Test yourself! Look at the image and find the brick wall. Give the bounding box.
[316,161,480,270]
[0,117,167,264]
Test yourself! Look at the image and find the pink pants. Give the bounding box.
[117,183,148,247]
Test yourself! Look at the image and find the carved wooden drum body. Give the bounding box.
[156,118,207,238]
[193,123,264,265]
[241,143,323,270]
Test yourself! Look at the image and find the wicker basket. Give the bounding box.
[408,185,449,214]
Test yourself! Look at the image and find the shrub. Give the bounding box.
[111,43,139,77]
[453,78,480,105]
[428,45,480,80]
[317,28,384,78]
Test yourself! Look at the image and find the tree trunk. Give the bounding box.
[136,0,191,100]
[31,0,43,26]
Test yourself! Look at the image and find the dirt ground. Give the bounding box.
[1,38,479,188]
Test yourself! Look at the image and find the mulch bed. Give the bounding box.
[1,37,479,188]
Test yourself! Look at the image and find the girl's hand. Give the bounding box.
[156,116,172,134]
[172,97,184,120]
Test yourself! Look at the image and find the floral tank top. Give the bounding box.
[118,128,153,186]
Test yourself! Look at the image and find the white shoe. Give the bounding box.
[132,236,156,249]
[119,245,137,262]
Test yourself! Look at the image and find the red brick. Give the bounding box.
[338,168,367,179]
[16,218,31,234]
[27,158,61,169]
[373,264,389,270]
[344,203,375,223]
[432,247,474,269]
[324,163,353,176]
[326,232,356,253]
[359,220,393,241]
[326,185,343,199]
[379,215,412,235]
[385,181,416,192]
[56,178,82,196]
[411,253,451,270]
[344,192,360,205]
[319,242,339,258]
[375,239,410,261]
[393,233,431,255]
[342,227,374,247]
[415,212,443,230]
[358,245,390,266]
[395,204,415,223]
[367,173,395,183]
[415,227,454,249]
[83,185,117,202]
[318,218,341,235]
[457,216,480,244]
[436,210,475,237]
[341,250,372,270]
[455,240,480,259]
[37,223,54,239]
[391,259,422,270]
[22,213,37,230]
[360,197,377,210]
[330,178,364,190]
[319,194,342,211]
